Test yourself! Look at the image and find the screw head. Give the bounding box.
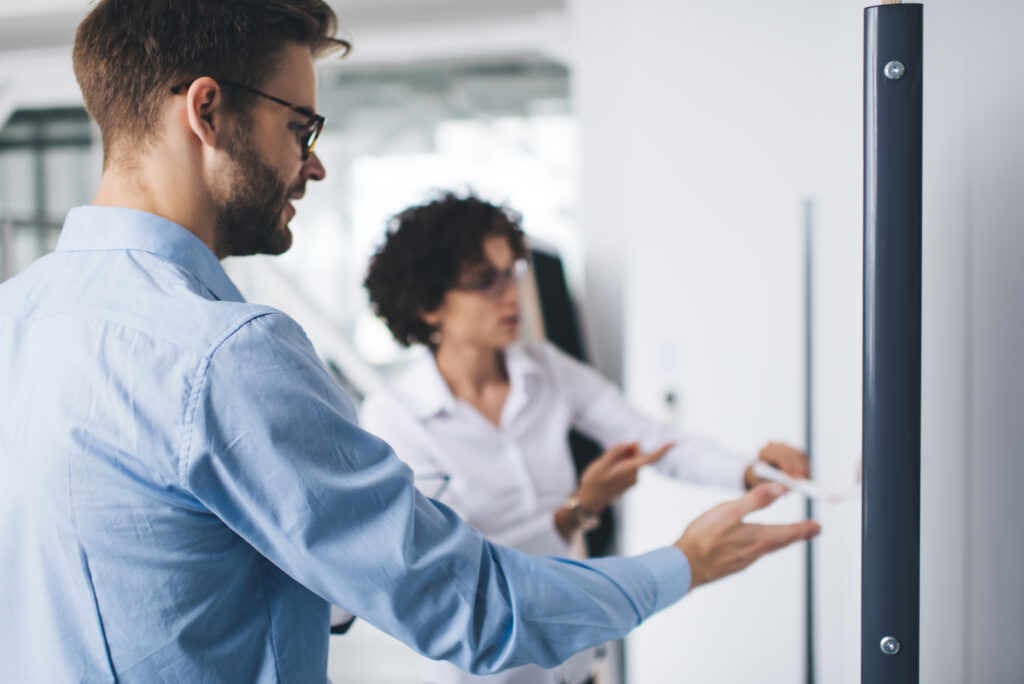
[884,60,906,80]
[880,636,901,655]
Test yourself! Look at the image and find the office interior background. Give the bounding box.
[1,1,1021,682]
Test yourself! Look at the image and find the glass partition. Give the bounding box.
[0,107,98,281]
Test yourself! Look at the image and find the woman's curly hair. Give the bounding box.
[364,191,527,348]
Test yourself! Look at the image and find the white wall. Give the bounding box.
[572,1,853,682]
[573,1,1024,682]
[919,1,971,680]
[957,2,1024,680]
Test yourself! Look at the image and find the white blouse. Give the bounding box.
[356,340,751,684]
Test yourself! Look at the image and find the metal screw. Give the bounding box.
[880,636,901,655]
[884,60,906,80]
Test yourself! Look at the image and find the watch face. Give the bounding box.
[566,494,600,531]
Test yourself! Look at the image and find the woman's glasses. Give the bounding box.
[452,259,528,299]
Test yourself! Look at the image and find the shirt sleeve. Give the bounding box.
[358,391,454,501]
[181,312,690,674]
[541,342,752,491]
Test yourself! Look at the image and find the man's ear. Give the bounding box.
[184,77,231,151]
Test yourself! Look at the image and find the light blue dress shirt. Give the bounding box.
[0,206,690,683]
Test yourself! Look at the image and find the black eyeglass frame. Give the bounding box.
[170,79,325,160]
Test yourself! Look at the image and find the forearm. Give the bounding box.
[465,543,691,671]
[554,492,603,543]
[554,506,575,542]
[192,319,692,675]
[318,495,690,674]
[578,396,750,489]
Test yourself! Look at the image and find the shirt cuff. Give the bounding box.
[633,546,691,615]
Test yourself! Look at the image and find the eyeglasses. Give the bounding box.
[170,79,325,160]
[452,259,528,299]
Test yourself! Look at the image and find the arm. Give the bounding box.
[554,442,673,542]
[544,342,751,490]
[183,313,690,674]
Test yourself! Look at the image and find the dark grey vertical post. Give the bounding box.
[863,3,922,684]
[803,198,815,684]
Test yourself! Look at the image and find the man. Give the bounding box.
[0,1,819,681]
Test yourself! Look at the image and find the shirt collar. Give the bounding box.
[504,343,543,386]
[394,350,456,419]
[55,206,245,303]
[394,343,544,420]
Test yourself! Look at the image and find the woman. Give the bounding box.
[361,192,808,684]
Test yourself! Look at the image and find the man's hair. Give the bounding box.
[72,0,350,163]
[364,191,528,348]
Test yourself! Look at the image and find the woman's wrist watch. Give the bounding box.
[564,493,601,532]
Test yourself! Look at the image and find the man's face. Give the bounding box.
[214,123,293,256]
[212,43,326,258]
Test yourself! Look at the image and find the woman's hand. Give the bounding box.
[743,441,810,490]
[576,441,673,514]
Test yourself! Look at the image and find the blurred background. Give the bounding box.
[1,1,1021,682]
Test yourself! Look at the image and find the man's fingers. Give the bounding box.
[733,482,788,516]
[747,520,821,555]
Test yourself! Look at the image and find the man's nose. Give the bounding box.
[303,150,326,182]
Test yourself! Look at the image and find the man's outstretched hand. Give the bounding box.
[674,483,820,590]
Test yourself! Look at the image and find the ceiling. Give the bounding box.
[0,0,566,54]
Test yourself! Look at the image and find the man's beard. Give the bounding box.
[213,125,295,258]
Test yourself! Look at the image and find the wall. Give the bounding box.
[572,1,850,682]
[958,1,1024,679]
[572,1,1024,682]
